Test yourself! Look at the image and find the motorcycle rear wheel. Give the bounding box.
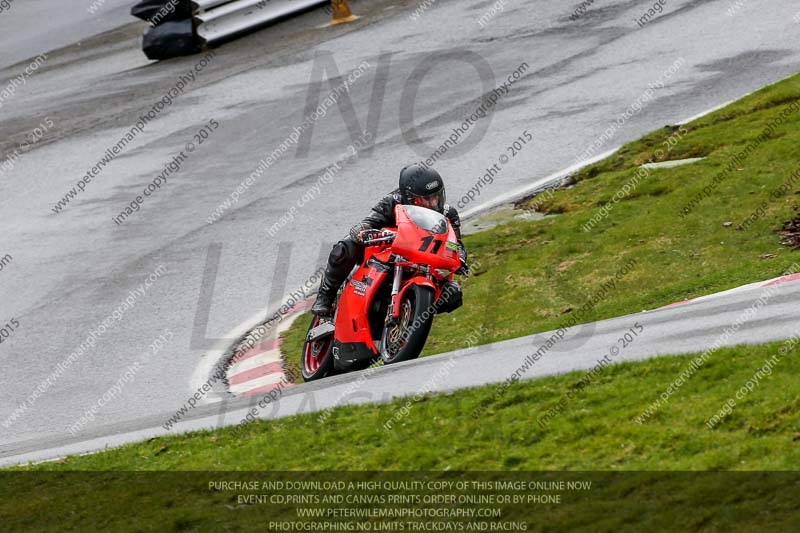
[380,285,435,365]
[301,315,335,381]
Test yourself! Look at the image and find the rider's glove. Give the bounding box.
[455,242,469,275]
[355,229,383,244]
[349,222,372,241]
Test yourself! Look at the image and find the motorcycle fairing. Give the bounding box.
[334,258,389,349]
[391,206,460,271]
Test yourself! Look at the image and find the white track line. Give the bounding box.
[461,77,799,222]
[660,273,800,308]
[460,148,619,220]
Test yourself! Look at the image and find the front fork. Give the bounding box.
[388,267,440,319]
[389,265,403,319]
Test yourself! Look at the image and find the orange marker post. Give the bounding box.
[330,0,359,25]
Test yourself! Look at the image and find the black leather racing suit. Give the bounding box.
[313,189,467,313]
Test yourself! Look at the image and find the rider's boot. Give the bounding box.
[311,267,343,318]
[312,237,361,318]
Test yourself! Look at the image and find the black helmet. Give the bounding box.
[399,164,446,213]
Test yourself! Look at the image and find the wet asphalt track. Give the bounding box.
[0,0,133,70]
[1,0,800,452]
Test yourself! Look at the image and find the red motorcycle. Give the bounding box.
[301,205,465,381]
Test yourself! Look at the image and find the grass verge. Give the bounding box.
[3,342,799,529]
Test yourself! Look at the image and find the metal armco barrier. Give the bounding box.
[192,0,330,46]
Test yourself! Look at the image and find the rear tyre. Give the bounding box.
[380,285,435,365]
[301,316,335,381]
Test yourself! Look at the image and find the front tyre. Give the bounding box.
[380,285,435,365]
[301,316,335,381]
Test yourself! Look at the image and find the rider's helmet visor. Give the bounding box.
[409,188,446,212]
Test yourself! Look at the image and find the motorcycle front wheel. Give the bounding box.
[380,285,435,365]
[301,315,335,381]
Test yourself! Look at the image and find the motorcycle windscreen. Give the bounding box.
[403,205,449,234]
[393,205,461,270]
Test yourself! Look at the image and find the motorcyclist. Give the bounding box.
[311,164,468,317]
